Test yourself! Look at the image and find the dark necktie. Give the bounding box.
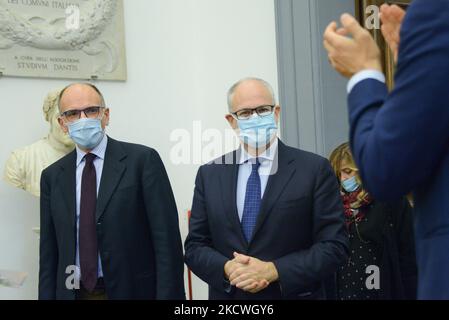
[241,159,262,242]
[79,153,98,292]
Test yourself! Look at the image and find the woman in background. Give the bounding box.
[329,142,417,300]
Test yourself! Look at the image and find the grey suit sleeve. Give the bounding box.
[273,158,349,297]
[142,149,185,300]
[38,169,58,300]
[184,166,230,293]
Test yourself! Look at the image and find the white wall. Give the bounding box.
[0,0,278,300]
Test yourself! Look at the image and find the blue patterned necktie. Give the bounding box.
[241,159,261,242]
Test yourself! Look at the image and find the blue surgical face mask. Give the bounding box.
[237,113,278,148]
[341,176,360,193]
[67,118,105,150]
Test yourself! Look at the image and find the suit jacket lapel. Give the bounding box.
[250,141,296,243]
[58,150,77,231]
[96,137,127,222]
[219,150,248,246]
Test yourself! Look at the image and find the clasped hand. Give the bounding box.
[224,252,278,294]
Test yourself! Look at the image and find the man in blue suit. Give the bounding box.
[323,1,449,299]
[184,78,348,300]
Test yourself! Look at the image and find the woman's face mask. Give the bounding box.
[340,166,360,193]
[341,176,360,193]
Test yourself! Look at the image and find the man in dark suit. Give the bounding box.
[39,83,185,300]
[323,1,449,299]
[184,78,348,300]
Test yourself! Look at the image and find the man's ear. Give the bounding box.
[225,114,238,130]
[274,105,281,123]
[58,117,68,134]
[104,108,110,126]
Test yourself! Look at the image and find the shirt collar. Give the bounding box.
[76,134,108,167]
[238,138,278,165]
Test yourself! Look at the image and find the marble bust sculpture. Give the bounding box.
[3,89,75,197]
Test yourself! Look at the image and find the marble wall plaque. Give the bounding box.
[0,0,127,80]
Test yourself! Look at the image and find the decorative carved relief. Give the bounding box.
[0,0,126,80]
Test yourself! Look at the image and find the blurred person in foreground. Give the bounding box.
[323,1,449,299]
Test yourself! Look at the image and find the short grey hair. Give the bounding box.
[227,77,276,112]
[57,83,106,112]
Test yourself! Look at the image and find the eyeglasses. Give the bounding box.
[231,105,275,120]
[60,106,105,123]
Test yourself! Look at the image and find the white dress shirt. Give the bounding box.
[236,138,279,221]
[347,69,386,93]
[75,134,108,281]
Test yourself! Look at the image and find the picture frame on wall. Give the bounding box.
[355,0,411,89]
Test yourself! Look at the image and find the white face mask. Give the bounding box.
[341,176,360,193]
[237,113,278,148]
[68,118,104,150]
